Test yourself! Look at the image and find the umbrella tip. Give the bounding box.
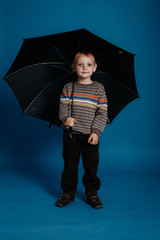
[107,118,111,125]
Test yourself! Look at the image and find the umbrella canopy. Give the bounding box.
[3,28,139,126]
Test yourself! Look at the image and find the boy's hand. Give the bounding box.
[88,133,99,145]
[64,117,76,127]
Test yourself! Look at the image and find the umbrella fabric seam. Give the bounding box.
[50,45,73,73]
[94,71,139,98]
[23,77,69,114]
[4,62,72,79]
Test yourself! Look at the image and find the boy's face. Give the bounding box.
[72,54,97,79]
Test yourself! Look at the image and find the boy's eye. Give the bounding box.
[77,63,92,67]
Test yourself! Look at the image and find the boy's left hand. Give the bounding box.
[88,133,99,145]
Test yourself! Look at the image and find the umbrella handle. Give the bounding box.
[69,126,72,139]
[69,126,77,144]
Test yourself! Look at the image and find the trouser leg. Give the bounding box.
[61,131,81,193]
[81,137,100,193]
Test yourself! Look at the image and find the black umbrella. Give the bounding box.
[3,28,139,127]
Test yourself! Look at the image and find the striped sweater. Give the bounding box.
[59,81,108,136]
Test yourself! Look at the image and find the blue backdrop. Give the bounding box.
[0,0,160,172]
[0,1,160,240]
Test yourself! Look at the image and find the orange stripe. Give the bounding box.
[98,99,108,102]
[68,93,98,100]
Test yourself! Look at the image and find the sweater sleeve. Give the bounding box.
[92,85,108,137]
[59,84,70,123]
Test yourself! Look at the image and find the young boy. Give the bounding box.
[55,51,108,209]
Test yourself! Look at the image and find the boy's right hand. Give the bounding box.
[64,117,76,127]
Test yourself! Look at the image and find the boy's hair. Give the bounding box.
[73,51,96,64]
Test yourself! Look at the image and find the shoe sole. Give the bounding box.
[87,200,103,209]
[55,199,74,207]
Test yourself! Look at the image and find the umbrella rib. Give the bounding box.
[94,71,139,98]
[43,62,72,74]
[23,76,66,114]
[23,81,53,114]
[5,62,72,78]
[51,45,73,72]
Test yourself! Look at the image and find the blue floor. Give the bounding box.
[0,166,160,240]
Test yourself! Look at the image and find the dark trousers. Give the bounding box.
[61,131,101,194]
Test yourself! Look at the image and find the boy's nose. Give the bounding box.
[83,65,87,69]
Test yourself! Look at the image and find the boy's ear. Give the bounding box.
[71,63,76,71]
[94,63,97,72]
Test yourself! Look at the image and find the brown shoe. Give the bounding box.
[86,192,103,209]
[55,192,75,207]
